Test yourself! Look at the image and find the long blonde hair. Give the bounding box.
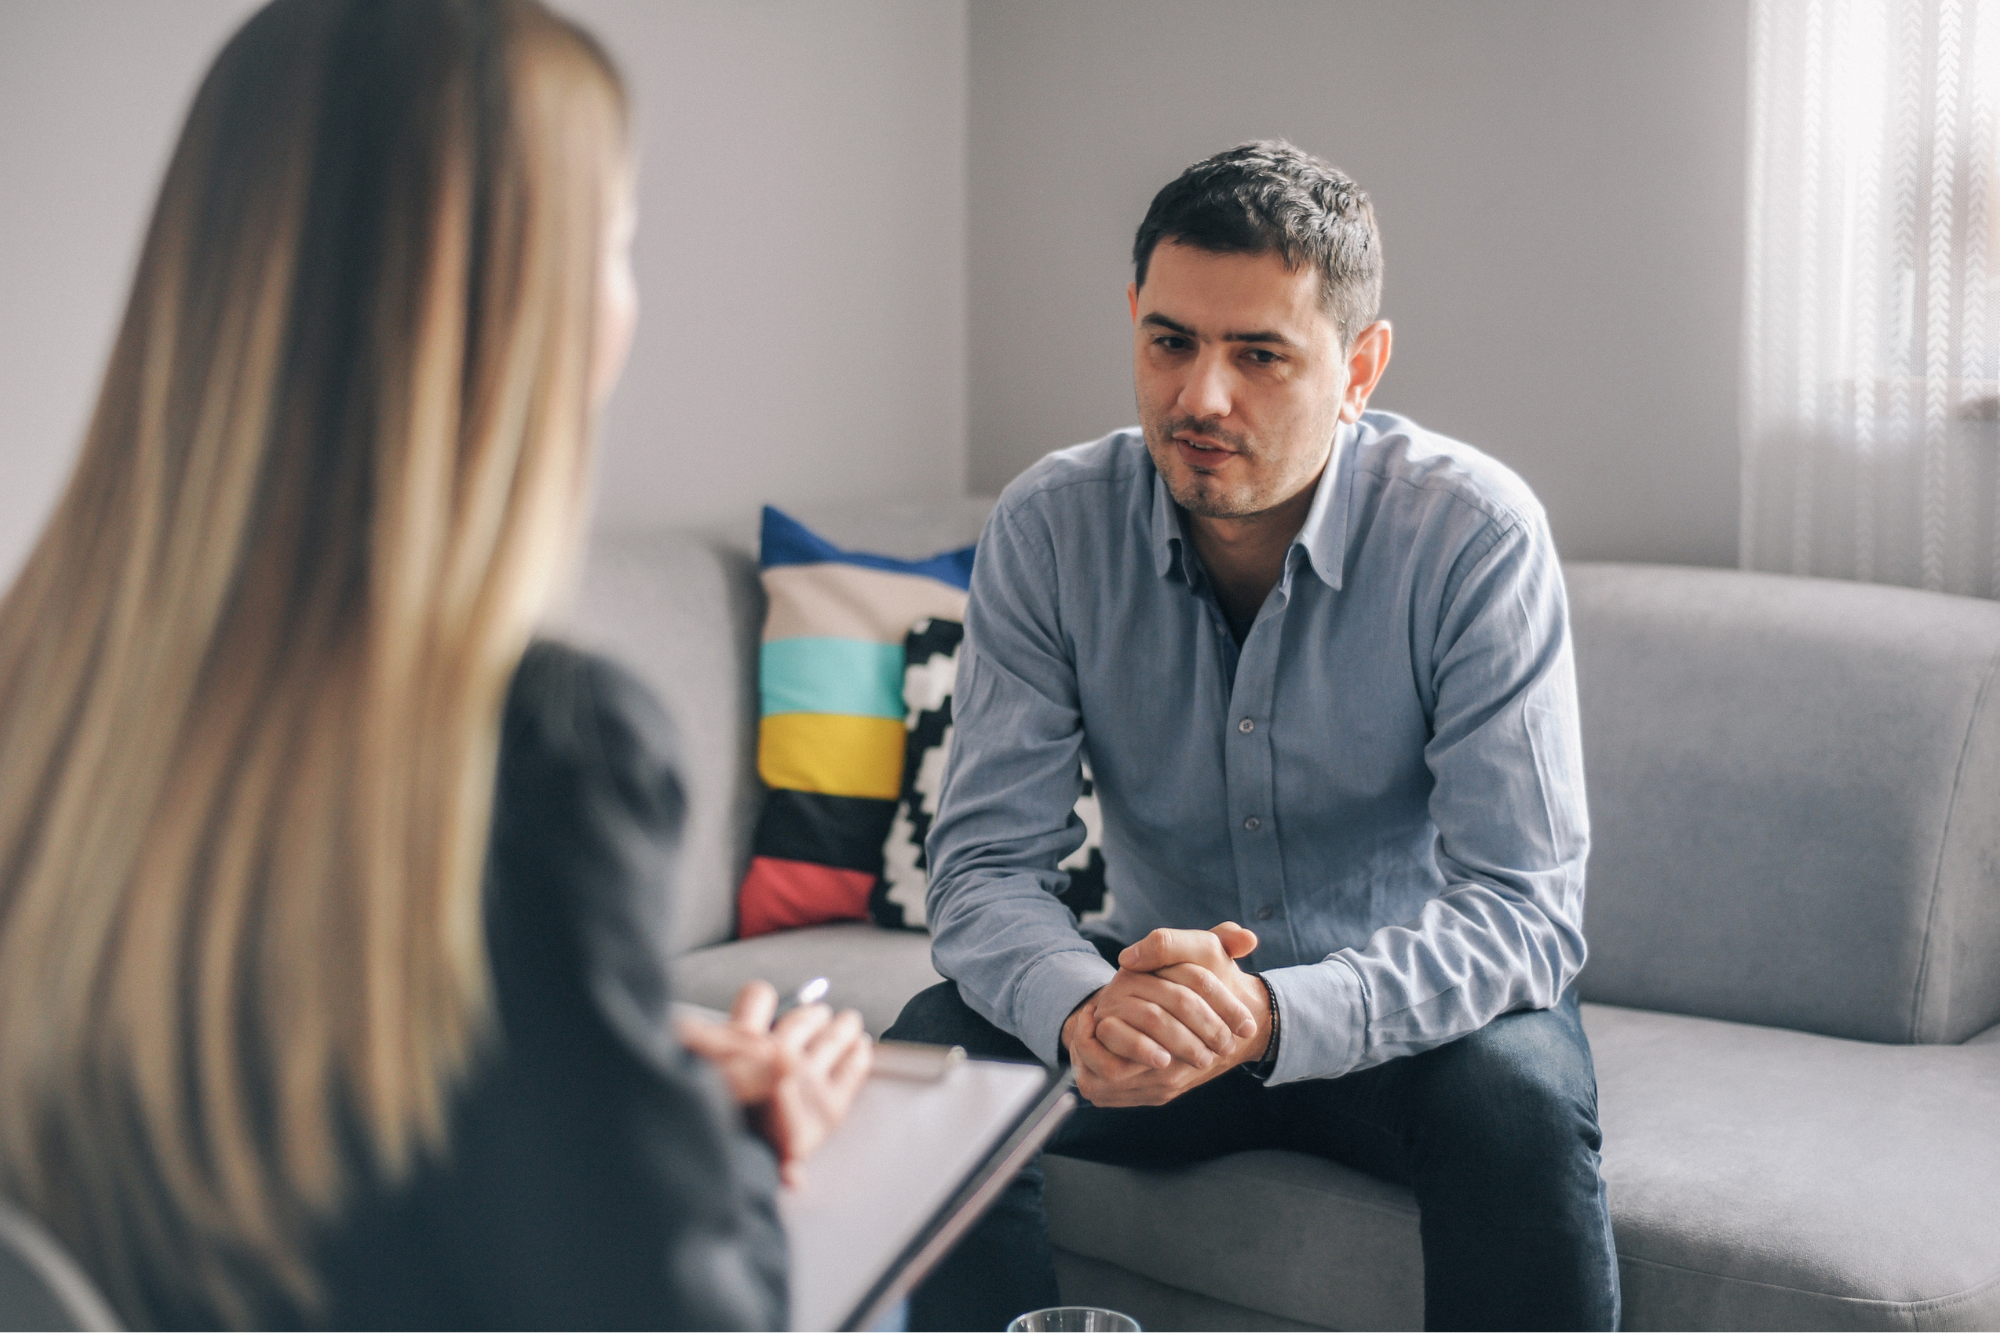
[0,1,627,1322]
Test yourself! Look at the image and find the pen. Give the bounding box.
[777,976,830,1017]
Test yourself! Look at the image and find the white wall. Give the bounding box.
[2,1,1751,577]
[966,0,1750,567]
[0,0,262,587]
[561,0,967,541]
[0,0,969,587]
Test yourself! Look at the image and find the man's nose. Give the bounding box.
[1176,346,1233,420]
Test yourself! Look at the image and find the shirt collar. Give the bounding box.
[1296,420,1354,590]
[1149,420,1355,592]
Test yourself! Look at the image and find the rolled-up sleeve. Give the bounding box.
[1263,514,1589,1085]
[924,503,1116,1065]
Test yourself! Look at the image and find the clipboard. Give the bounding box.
[669,1003,1077,1331]
[781,1055,1077,1332]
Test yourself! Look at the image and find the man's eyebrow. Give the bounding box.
[1138,312,1301,348]
[1223,328,1301,348]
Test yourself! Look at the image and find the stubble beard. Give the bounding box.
[1140,411,1270,519]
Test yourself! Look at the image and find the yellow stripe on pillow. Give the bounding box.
[762,563,971,644]
[758,712,909,800]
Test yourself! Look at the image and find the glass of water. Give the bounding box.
[1005,1307,1141,1332]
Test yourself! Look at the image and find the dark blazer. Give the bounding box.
[312,642,786,1329]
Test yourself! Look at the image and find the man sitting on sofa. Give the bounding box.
[884,141,1617,1332]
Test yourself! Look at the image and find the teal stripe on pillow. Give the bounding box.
[759,637,907,719]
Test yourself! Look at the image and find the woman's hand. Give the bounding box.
[678,980,791,1104]
[677,979,873,1185]
[756,999,872,1183]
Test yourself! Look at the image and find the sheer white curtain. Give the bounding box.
[1741,0,2000,593]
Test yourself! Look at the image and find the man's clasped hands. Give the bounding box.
[1063,922,1274,1107]
[669,922,1274,1173]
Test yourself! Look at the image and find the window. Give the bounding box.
[1741,0,2000,593]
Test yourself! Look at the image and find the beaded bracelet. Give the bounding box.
[1248,979,1280,1079]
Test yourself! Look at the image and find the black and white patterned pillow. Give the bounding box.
[870,618,1112,931]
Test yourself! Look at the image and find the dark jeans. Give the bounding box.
[883,963,1619,1332]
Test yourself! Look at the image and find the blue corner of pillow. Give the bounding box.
[758,504,976,590]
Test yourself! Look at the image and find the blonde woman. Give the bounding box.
[0,1,870,1327]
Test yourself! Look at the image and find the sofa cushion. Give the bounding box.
[876,617,1113,932]
[674,922,941,1036]
[1588,1003,2000,1329]
[560,501,997,954]
[1046,1149,1422,1331]
[738,507,976,938]
[1045,1002,2000,1331]
[1567,563,2000,1043]
[876,617,966,928]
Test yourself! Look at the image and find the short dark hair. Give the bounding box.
[1133,140,1383,346]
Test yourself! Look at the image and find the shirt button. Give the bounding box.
[1238,718,1255,733]
[1256,905,1275,921]
[1244,816,1261,831]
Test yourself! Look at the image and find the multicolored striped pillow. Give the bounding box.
[735,507,975,938]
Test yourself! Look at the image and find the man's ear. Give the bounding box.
[1340,320,1393,422]
[1127,281,1139,324]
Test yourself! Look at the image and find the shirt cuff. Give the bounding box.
[1014,946,1118,1067]
[1261,957,1367,1085]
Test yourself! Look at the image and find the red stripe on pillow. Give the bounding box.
[736,855,876,938]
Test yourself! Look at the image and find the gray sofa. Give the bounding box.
[553,503,2000,1332]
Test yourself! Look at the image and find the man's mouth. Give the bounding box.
[1174,435,1238,470]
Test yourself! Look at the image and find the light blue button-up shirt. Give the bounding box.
[925,411,1589,1085]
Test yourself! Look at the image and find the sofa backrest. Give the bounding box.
[555,526,763,953]
[1567,563,2000,1044]
[564,519,2000,1042]
[556,500,996,954]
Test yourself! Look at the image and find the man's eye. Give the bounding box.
[1154,335,1191,351]
[1245,349,1281,365]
